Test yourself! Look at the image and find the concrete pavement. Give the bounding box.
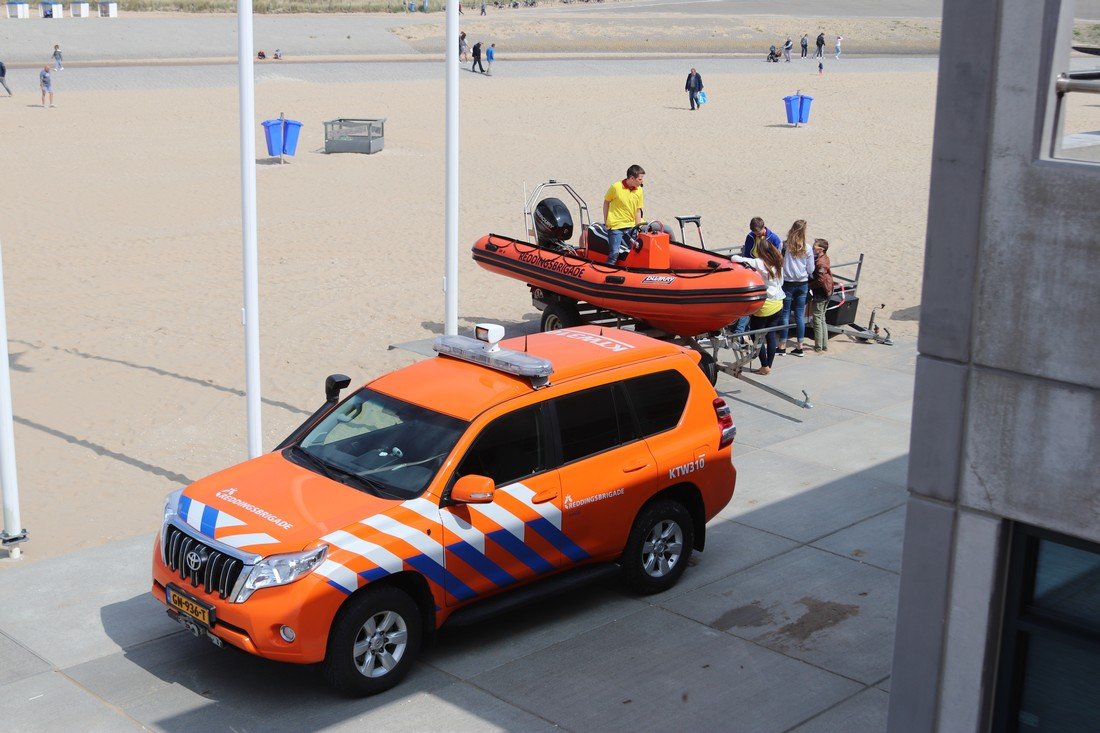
[0,335,914,732]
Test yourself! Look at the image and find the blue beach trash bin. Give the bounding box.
[282,119,303,155]
[798,95,814,124]
[783,95,799,125]
[261,119,283,157]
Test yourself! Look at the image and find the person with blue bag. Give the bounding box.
[685,67,704,111]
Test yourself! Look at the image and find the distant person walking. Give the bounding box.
[480,0,485,13]
[459,31,469,61]
[0,60,11,96]
[783,36,793,62]
[815,32,825,59]
[685,67,703,110]
[486,43,495,74]
[39,65,53,107]
[800,33,808,59]
[835,35,843,59]
[52,44,64,71]
[471,41,485,73]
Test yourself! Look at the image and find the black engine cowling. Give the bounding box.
[533,198,574,246]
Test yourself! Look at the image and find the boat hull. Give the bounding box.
[472,233,766,337]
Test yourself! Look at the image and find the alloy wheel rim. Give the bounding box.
[352,610,409,678]
[641,519,683,578]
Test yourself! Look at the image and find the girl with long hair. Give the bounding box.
[730,240,785,375]
[778,219,815,356]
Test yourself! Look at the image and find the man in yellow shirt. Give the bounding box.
[602,164,646,265]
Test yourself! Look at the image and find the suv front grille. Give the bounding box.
[165,524,245,600]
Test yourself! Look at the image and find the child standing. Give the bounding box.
[809,239,834,352]
[52,44,63,71]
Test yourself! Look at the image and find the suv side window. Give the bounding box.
[453,405,545,486]
[622,370,690,437]
[554,384,637,464]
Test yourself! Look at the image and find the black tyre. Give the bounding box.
[322,585,422,697]
[698,351,719,386]
[540,300,581,331]
[621,499,694,594]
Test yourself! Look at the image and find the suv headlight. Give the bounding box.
[234,545,328,602]
[159,489,184,563]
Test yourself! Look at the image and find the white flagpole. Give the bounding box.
[0,242,26,559]
[444,0,459,335]
[238,0,262,457]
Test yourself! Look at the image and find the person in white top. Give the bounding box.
[777,219,815,356]
[730,240,785,375]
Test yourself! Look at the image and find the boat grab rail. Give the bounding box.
[523,180,592,242]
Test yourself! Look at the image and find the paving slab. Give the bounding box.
[470,606,862,733]
[791,686,891,732]
[668,518,802,596]
[874,397,914,424]
[0,632,52,686]
[0,533,174,668]
[67,630,466,732]
[0,670,145,731]
[766,414,911,488]
[661,546,900,684]
[426,586,649,679]
[716,450,907,543]
[812,504,907,573]
[719,391,862,451]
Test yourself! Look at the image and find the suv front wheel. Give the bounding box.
[621,499,694,594]
[322,585,422,696]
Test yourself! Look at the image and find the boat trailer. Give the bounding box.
[531,252,892,412]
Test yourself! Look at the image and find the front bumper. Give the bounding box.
[151,535,344,664]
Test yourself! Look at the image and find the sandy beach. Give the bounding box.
[0,7,1094,564]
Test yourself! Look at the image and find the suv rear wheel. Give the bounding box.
[621,499,694,594]
[322,585,422,696]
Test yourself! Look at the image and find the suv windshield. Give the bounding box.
[291,388,467,500]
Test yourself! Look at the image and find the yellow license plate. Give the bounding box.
[167,586,213,626]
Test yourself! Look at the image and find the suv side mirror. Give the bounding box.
[325,374,351,402]
[274,373,353,452]
[451,475,495,504]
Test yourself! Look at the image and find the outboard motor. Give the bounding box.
[533,198,574,248]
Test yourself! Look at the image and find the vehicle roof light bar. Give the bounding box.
[434,327,554,388]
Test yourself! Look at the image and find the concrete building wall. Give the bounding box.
[888,0,1100,729]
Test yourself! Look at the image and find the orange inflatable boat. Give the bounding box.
[472,183,766,337]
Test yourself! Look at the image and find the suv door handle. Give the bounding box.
[623,461,649,473]
[532,488,559,504]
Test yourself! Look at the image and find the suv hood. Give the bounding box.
[175,451,400,556]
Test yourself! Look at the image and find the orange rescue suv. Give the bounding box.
[151,325,737,695]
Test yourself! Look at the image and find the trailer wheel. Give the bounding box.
[698,352,719,385]
[540,301,581,331]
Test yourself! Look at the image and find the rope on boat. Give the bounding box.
[483,235,737,280]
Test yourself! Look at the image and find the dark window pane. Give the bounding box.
[455,406,542,486]
[1016,633,1100,731]
[1031,540,1100,630]
[556,387,621,463]
[623,370,690,437]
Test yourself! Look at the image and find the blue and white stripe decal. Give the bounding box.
[316,559,358,594]
[219,532,279,549]
[317,483,590,601]
[177,495,263,546]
